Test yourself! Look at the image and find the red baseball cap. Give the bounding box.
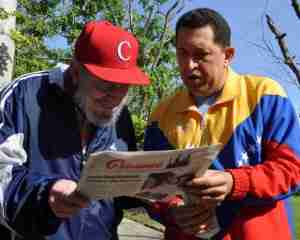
[75,20,150,85]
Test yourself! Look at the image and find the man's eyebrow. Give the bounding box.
[176,46,186,51]
[195,49,210,54]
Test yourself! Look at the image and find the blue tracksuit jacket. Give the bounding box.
[0,66,137,240]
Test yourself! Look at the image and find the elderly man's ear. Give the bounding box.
[69,60,81,86]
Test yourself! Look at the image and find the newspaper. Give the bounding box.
[77,144,222,201]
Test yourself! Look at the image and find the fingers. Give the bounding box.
[171,204,209,220]
[49,179,90,218]
[186,171,228,188]
[183,170,233,203]
[184,194,217,207]
[172,207,215,235]
[167,171,229,237]
[49,195,81,218]
[181,218,211,235]
[194,215,220,236]
[184,187,227,204]
[70,190,90,207]
[174,208,211,225]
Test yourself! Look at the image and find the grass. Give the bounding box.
[292,195,300,239]
[126,196,300,239]
[124,207,164,232]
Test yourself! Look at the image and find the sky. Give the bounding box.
[47,0,300,110]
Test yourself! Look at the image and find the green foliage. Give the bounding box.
[0,7,14,20]
[14,0,70,77]
[14,0,185,145]
[131,113,147,149]
[292,196,300,239]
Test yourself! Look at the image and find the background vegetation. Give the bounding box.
[4,0,190,147]
[0,1,299,238]
[293,196,300,239]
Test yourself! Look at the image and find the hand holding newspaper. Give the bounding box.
[77,144,222,201]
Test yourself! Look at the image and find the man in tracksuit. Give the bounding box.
[0,20,149,240]
[144,8,300,240]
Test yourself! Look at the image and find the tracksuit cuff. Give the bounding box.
[226,168,250,200]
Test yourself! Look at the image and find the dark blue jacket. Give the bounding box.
[0,66,138,240]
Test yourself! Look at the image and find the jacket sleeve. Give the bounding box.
[227,94,300,204]
[0,83,61,237]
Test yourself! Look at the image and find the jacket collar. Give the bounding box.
[49,64,69,90]
[177,67,241,113]
[215,67,241,105]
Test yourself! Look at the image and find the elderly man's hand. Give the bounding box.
[183,169,233,205]
[48,179,90,218]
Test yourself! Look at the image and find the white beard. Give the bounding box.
[74,88,128,127]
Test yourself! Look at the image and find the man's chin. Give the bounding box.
[87,107,123,127]
[88,115,113,127]
[189,89,210,98]
[84,95,128,127]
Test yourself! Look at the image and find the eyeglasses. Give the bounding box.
[79,65,129,94]
[94,79,128,93]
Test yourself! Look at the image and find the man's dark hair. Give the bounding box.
[176,8,231,47]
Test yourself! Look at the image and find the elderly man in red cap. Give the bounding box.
[0,20,149,240]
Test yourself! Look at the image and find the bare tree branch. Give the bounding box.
[143,5,155,37]
[291,0,300,20]
[151,0,182,69]
[169,0,186,23]
[249,41,283,62]
[103,0,120,26]
[247,42,296,85]
[135,4,156,66]
[266,14,300,84]
[128,0,134,33]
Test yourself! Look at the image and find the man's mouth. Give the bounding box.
[187,75,206,87]
[188,74,201,80]
[101,101,118,110]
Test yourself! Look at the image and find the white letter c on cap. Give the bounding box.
[117,41,132,61]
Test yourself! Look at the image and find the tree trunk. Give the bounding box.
[0,0,16,88]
